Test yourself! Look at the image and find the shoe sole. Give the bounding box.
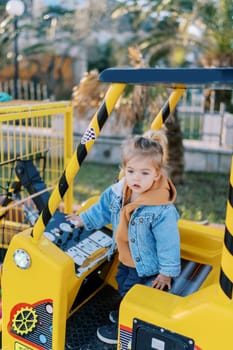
[96,329,118,345]
[109,314,117,323]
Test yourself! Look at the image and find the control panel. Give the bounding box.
[43,211,113,277]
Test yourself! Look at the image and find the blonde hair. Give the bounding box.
[122,129,168,170]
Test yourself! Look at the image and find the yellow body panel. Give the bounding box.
[1,229,77,350]
[119,282,233,350]
[118,219,226,350]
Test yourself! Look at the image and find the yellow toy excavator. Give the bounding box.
[1,67,233,350]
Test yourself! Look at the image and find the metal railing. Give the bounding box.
[0,101,73,229]
[0,79,48,100]
[177,89,233,147]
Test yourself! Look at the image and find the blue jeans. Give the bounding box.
[116,262,155,297]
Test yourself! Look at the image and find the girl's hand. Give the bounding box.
[152,274,171,290]
[65,214,84,228]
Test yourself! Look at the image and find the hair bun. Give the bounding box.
[143,129,168,164]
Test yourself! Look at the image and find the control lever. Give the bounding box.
[73,226,84,242]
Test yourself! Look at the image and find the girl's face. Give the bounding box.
[124,155,160,196]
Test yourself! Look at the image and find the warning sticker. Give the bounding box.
[15,341,32,350]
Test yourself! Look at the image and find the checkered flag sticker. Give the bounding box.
[81,127,96,144]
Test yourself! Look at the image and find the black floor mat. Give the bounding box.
[65,285,121,350]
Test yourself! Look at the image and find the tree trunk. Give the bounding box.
[165,108,184,185]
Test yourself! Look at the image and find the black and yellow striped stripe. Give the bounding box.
[151,88,185,130]
[32,83,126,241]
[220,156,233,298]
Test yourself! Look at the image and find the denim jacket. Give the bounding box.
[80,178,181,278]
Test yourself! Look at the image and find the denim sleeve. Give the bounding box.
[79,186,113,231]
[152,205,181,277]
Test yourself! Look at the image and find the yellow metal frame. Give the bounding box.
[0,101,74,216]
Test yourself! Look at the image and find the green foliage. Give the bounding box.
[113,0,233,67]
[88,41,117,72]
[73,162,229,224]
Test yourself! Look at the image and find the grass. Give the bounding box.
[73,162,120,201]
[73,162,230,224]
[175,172,229,224]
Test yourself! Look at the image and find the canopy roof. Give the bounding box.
[99,68,233,88]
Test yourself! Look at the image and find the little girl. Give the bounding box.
[66,129,180,345]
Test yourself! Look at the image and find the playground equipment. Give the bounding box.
[1,68,233,350]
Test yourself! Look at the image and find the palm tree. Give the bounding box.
[111,0,233,182]
[112,0,196,66]
[113,0,233,109]
[192,0,233,112]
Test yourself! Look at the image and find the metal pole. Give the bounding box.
[150,88,185,130]
[13,17,19,99]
